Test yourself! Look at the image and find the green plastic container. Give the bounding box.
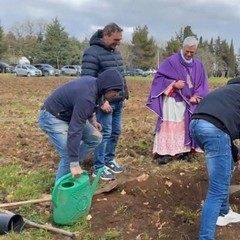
[52,168,103,225]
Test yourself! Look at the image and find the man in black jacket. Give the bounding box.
[190,77,240,239]
[81,23,129,180]
[38,69,123,182]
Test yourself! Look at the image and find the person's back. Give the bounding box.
[44,76,97,122]
[193,77,240,140]
[190,77,240,239]
[81,23,129,180]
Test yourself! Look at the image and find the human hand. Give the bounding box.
[174,80,185,89]
[89,117,102,131]
[70,165,83,178]
[190,96,201,104]
[123,99,127,108]
[100,100,112,112]
[94,122,102,132]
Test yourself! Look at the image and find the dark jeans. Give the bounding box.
[94,101,123,170]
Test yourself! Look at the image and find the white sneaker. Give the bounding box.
[216,209,240,226]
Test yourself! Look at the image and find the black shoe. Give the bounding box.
[182,152,192,162]
[153,153,160,160]
[157,155,173,164]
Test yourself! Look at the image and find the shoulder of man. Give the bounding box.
[84,44,102,54]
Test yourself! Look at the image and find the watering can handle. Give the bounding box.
[91,167,104,195]
[52,171,88,207]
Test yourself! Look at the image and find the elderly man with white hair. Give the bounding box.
[147,36,210,164]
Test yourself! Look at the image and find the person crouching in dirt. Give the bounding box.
[190,77,240,239]
[38,69,123,183]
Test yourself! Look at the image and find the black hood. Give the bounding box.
[227,77,240,85]
[89,30,103,45]
[89,30,113,51]
[96,69,123,97]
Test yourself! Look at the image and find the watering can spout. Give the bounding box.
[91,167,104,195]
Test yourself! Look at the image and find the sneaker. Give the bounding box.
[92,168,115,181]
[216,209,240,226]
[105,159,124,174]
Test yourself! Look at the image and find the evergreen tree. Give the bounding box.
[229,40,236,77]
[131,25,157,69]
[208,38,214,54]
[67,37,82,65]
[0,25,8,59]
[164,25,197,57]
[182,25,197,40]
[198,36,203,48]
[164,38,180,57]
[37,18,70,68]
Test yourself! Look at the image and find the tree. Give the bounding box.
[79,37,90,63]
[182,25,197,41]
[163,25,197,57]
[5,19,48,63]
[208,38,214,54]
[67,37,82,65]
[198,36,203,48]
[228,40,236,77]
[33,18,85,68]
[196,48,215,77]
[0,25,8,59]
[163,38,180,57]
[118,42,133,69]
[131,25,157,69]
[35,18,70,68]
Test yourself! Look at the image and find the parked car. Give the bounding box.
[15,64,42,77]
[60,65,81,76]
[144,69,157,76]
[34,64,59,76]
[0,62,15,73]
[125,68,149,77]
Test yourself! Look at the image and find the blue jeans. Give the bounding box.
[94,101,123,170]
[38,109,102,181]
[190,119,233,240]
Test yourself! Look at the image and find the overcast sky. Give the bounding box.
[1,0,240,51]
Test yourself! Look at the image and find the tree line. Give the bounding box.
[0,18,239,77]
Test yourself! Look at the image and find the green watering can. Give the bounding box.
[52,168,104,225]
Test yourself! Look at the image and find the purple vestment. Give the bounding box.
[146,51,210,147]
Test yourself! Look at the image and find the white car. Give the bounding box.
[60,65,81,76]
[15,64,42,77]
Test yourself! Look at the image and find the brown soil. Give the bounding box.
[1,75,240,240]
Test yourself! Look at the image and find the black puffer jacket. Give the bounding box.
[81,30,129,101]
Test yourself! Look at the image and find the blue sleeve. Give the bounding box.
[67,101,95,162]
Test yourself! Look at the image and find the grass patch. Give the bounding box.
[102,230,122,240]
[174,206,200,224]
[0,162,54,202]
[0,161,95,239]
[208,77,230,85]
[132,141,151,155]
[126,76,231,84]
